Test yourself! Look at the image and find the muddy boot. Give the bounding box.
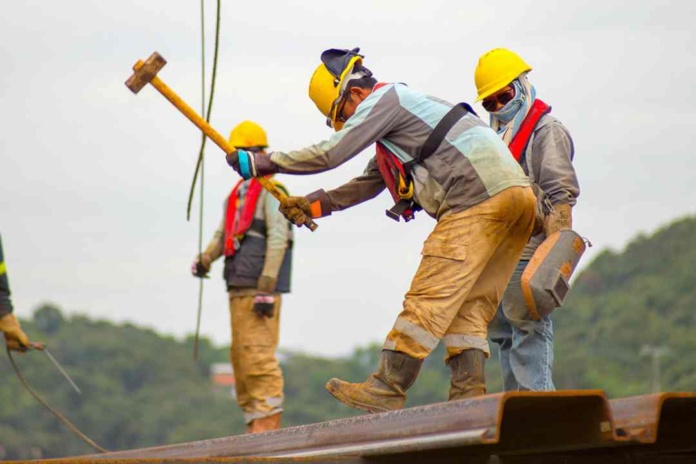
[247,412,282,433]
[448,348,486,401]
[326,350,423,413]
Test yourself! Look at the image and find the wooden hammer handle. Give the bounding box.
[132,60,318,232]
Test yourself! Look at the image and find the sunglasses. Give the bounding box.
[482,87,516,112]
[325,92,351,128]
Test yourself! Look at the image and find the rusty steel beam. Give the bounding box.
[40,458,362,464]
[72,391,618,461]
[609,392,696,448]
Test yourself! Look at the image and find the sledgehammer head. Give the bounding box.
[125,52,167,94]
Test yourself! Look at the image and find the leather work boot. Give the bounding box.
[448,348,487,401]
[247,412,282,433]
[326,350,423,413]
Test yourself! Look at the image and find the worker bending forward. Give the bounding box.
[192,121,293,431]
[475,49,580,391]
[227,49,535,413]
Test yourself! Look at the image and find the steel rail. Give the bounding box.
[77,391,617,461]
[63,391,696,463]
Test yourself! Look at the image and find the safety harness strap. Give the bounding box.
[384,102,474,221]
[508,99,552,162]
[404,102,474,171]
[224,178,264,256]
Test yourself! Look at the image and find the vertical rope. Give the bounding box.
[192,0,207,361]
[191,0,222,360]
[186,0,221,221]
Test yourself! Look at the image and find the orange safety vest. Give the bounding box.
[223,178,264,256]
[508,99,552,161]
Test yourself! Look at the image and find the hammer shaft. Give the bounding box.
[134,60,318,231]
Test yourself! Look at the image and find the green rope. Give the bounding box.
[190,0,222,361]
[187,0,221,222]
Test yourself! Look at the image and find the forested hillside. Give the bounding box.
[1,215,695,459]
[553,215,696,395]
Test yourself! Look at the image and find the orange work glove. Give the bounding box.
[279,196,312,226]
[0,313,30,351]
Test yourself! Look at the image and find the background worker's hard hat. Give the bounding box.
[474,48,532,102]
[308,48,364,128]
[229,120,268,149]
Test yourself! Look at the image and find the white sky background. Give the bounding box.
[1,0,694,357]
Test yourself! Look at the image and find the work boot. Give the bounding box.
[448,348,486,401]
[247,412,281,433]
[326,350,423,413]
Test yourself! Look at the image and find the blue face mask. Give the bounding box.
[491,80,524,124]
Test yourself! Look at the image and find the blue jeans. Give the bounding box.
[488,259,555,391]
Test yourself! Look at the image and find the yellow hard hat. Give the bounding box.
[474,48,532,102]
[308,48,365,130]
[229,120,268,149]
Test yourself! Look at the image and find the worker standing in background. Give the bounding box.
[0,234,31,351]
[191,121,293,432]
[226,48,536,413]
[475,48,580,391]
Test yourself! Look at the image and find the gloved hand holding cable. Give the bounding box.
[0,234,30,352]
[0,313,30,352]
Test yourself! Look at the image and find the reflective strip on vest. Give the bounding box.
[443,334,490,355]
[393,317,440,351]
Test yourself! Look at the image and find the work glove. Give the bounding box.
[279,196,313,227]
[254,275,277,318]
[0,313,30,352]
[191,253,212,278]
[226,150,278,180]
[544,203,573,237]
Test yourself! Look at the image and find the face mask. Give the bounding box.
[491,80,524,124]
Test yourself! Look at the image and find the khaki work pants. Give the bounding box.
[229,291,283,424]
[384,186,536,360]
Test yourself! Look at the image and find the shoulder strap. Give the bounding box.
[509,99,551,162]
[404,102,474,170]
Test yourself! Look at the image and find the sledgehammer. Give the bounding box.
[125,52,318,231]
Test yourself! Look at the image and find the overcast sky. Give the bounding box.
[1,0,694,357]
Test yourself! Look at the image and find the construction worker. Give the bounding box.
[475,48,580,391]
[191,121,293,432]
[0,234,31,351]
[226,48,537,413]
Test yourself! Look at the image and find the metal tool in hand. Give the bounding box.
[29,342,82,394]
[124,51,319,232]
